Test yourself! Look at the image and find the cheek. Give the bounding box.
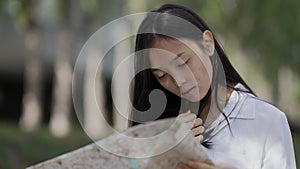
[199,66,212,84]
[191,53,213,85]
[189,61,209,83]
[191,63,211,98]
[158,78,180,96]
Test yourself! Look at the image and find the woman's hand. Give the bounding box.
[178,160,236,169]
[176,110,205,142]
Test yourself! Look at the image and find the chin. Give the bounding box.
[185,96,201,103]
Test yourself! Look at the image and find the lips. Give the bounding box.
[182,86,196,96]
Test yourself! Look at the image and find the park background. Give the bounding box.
[0,0,299,168]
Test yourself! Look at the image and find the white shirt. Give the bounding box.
[203,83,296,169]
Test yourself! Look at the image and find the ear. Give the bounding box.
[201,30,215,56]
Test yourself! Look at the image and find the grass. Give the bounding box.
[0,122,299,169]
[0,122,91,169]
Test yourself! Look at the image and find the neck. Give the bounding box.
[199,84,234,127]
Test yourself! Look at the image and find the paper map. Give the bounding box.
[27,118,211,169]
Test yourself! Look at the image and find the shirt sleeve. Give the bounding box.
[261,112,296,169]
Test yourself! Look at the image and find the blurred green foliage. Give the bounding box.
[293,133,300,167]
[5,0,37,30]
[4,0,299,93]
[0,122,91,169]
[226,0,300,83]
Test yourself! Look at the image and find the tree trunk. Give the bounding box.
[110,0,147,131]
[49,29,72,137]
[19,28,43,132]
[83,44,110,139]
[112,36,131,131]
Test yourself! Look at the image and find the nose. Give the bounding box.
[172,72,187,87]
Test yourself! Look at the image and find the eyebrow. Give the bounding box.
[152,51,186,72]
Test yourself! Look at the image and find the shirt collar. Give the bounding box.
[226,83,256,120]
[204,84,255,133]
[202,83,256,142]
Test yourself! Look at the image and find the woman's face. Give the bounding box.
[148,31,215,102]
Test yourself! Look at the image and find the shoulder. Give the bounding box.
[231,83,287,122]
[237,92,293,148]
[241,92,288,124]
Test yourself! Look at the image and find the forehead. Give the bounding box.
[151,38,186,56]
[149,38,186,67]
[149,38,201,68]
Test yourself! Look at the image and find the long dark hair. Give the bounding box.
[129,4,255,127]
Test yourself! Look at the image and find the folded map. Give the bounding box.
[27,118,211,169]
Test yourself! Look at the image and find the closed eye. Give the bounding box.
[178,59,190,67]
[158,74,166,79]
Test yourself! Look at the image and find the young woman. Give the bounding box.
[129,3,296,169]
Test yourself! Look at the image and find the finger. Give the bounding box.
[192,118,203,128]
[195,135,204,142]
[191,126,205,136]
[177,110,192,117]
[177,113,197,123]
[177,111,192,121]
[178,162,193,169]
[186,121,194,129]
[187,160,214,169]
